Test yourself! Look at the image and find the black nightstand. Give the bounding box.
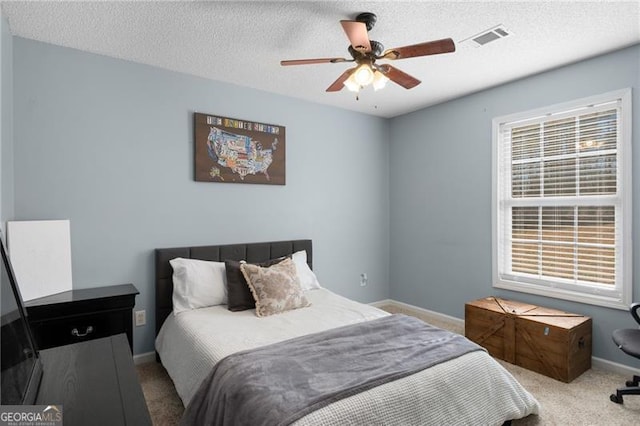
[25,284,139,352]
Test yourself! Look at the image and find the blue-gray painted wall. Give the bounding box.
[1,15,14,228]
[10,37,390,355]
[3,28,639,368]
[389,44,640,368]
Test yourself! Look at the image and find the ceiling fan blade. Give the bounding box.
[340,20,371,52]
[378,64,421,89]
[281,57,351,66]
[381,38,455,60]
[326,68,355,92]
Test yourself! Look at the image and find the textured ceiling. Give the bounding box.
[1,1,639,118]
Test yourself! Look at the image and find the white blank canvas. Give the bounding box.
[7,220,73,301]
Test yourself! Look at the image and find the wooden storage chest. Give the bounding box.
[465,297,592,382]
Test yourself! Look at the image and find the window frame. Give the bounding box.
[491,88,632,310]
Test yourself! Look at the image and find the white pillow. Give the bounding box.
[169,258,228,314]
[292,250,322,290]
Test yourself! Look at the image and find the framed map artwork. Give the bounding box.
[194,112,285,185]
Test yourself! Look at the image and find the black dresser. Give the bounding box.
[36,334,152,425]
[25,284,139,352]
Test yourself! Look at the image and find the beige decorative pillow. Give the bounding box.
[240,257,310,317]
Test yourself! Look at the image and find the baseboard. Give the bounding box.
[371,298,638,376]
[371,298,465,327]
[592,356,638,378]
[133,351,156,365]
[369,299,394,309]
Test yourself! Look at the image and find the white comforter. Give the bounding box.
[156,288,540,425]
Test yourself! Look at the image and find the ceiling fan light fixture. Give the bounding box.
[372,71,389,91]
[353,64,375,86]
[343,74,361,92]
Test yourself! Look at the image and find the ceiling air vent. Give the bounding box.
[462,25,511,48]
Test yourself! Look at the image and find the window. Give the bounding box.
[492,89,632,309]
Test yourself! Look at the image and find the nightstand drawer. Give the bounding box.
[30,310,129,349]
[25,284,139,352]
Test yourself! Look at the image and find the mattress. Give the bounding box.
[156,288,540,425]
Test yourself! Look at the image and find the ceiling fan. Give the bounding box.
[280,12,455,94]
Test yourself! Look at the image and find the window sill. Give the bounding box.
[493,279,629,310]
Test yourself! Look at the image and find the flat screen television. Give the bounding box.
[0,230,43,404]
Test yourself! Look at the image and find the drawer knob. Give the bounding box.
[71,326,94,337]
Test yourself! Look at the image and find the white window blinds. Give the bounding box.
[492,89,632,309]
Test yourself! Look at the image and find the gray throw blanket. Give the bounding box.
[181,314,483,426]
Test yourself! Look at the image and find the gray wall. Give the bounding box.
[0,15,14,228]
[389,44,640,367]
[11,38,390,355]
[5,31,640,367]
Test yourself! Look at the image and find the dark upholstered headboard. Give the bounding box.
[154,239,312,337]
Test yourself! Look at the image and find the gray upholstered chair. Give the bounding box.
[610,302,640,404]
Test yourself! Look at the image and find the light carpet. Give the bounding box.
[136,305,640,425]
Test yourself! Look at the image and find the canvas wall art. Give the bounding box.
[194,112,285,185]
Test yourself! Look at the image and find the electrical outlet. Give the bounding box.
[135,310,146,327]
[360,273,368,287]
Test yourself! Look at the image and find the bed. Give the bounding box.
[155,239,539,425]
